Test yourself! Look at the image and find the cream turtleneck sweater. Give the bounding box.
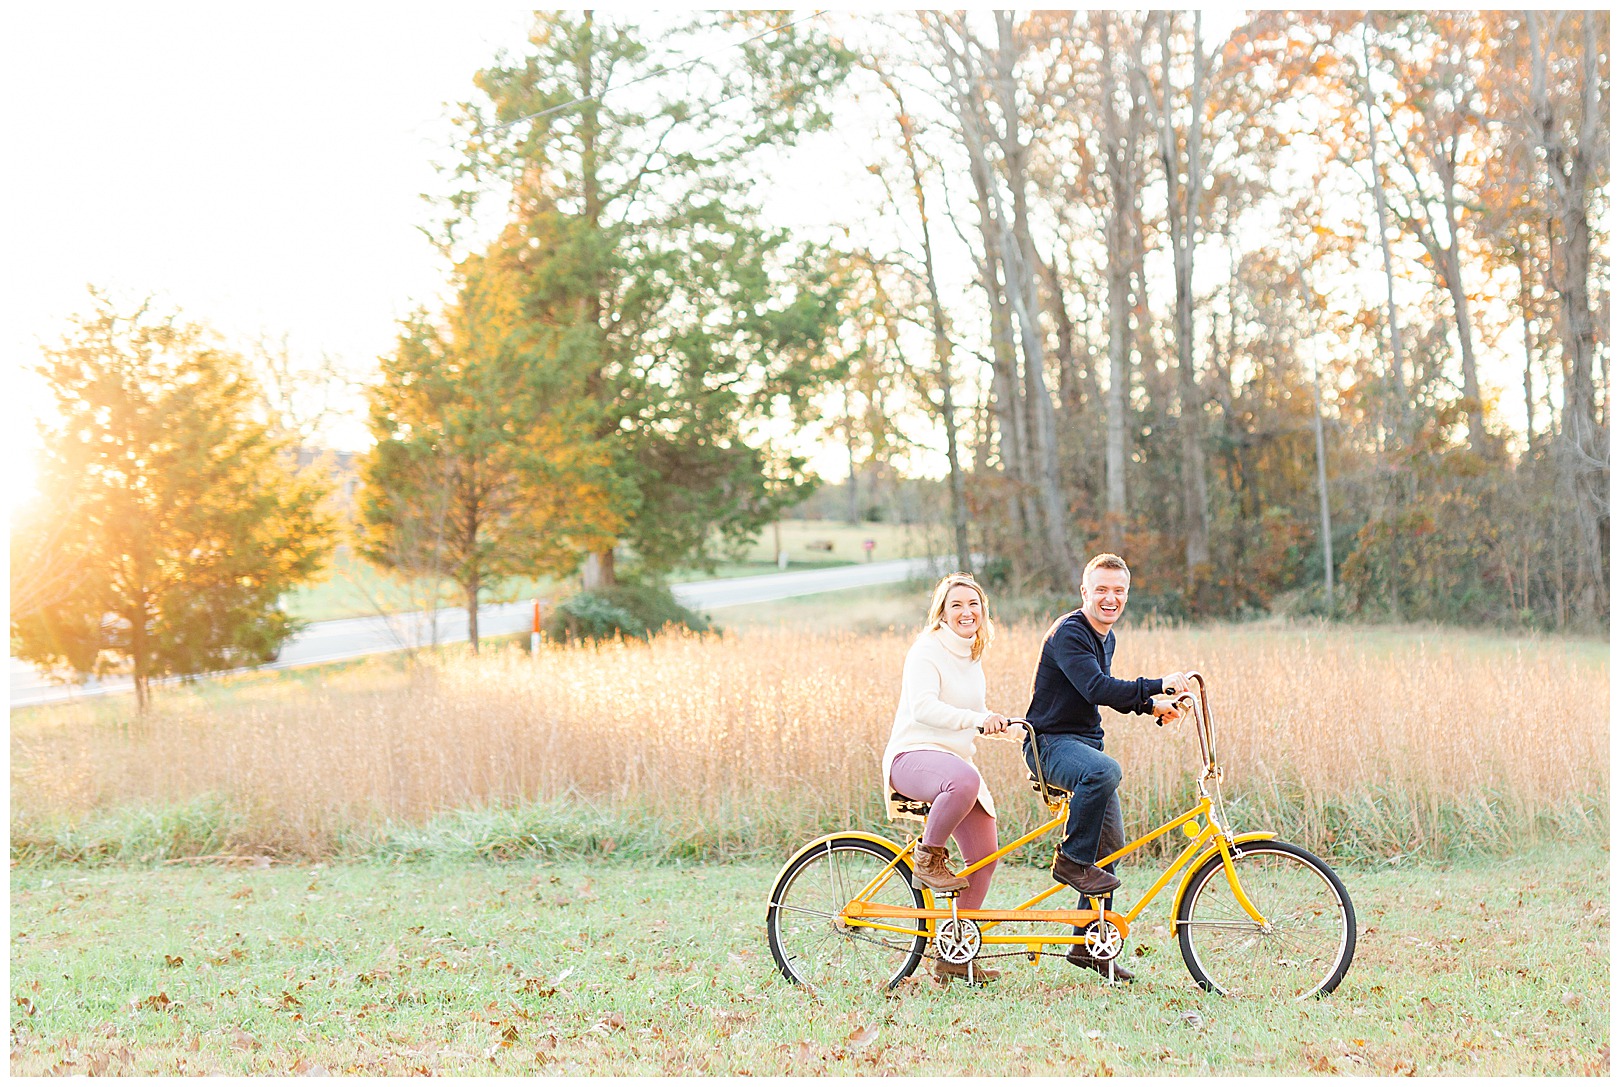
[880,625,1008,820]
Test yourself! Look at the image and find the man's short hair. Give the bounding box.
[1083,553,1130,582]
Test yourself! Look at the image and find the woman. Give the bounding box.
[881,572,1019,984]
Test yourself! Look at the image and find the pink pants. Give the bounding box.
[890,749,999,911]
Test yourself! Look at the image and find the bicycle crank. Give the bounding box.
[933,918,982,964]
[1079,919,1124,961]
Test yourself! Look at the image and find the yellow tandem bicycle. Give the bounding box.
[765,674,1356,998]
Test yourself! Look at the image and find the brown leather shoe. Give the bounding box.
[930,956,1002,985]
[1066,946,1136,983]
[1051,851,1121,896]
[912,844,971,893]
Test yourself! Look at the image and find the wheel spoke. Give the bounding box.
[1177,843,1354,999]
[768,840,926,990]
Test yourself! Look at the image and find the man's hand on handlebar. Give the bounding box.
[1150,694,1186,725]
[1160,671,1191,695]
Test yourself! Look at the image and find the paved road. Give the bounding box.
[9,557,947,708]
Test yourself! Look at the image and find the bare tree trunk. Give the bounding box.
[1299,261,1335,609]
[1042,257,1084,418]
[581,549,614,591]
[129,594,152,712]
[882,70,974,574]
[844,384,860,525]
[1098,12,1140,554]
[1437,152,1489,456]
[466,573,481,654]
[981,28,1070,586]
[935,15,1038,543]
[1529,10,1608,620]
[578,14,617,590]
[1152,11,1212,579]
[1359,18,1409,445]
[988,13,1078,589]
[1514,243,1538,448]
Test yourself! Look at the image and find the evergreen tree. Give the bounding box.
[445,11,852,585]
[359,246,627,651]
[11,292,336,708]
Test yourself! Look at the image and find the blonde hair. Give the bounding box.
[925,572,994,661]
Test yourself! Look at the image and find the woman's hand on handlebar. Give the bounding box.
[978,712,1013,735]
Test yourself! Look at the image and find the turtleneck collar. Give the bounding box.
[933,623,976,659]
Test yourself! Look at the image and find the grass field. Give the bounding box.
[9,848,1609,1076]
[9,601,1610,1074]
[11,618,1607,865]
[282,521,937,623]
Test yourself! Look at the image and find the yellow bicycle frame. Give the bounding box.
[830,675,1276,959]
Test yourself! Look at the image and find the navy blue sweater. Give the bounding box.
[1023,610,1162,742]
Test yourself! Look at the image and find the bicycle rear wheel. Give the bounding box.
[1176,839,1355,999]
[766,837,927,990]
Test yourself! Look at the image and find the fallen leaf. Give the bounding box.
[847,1024,880,1048]
[1180,1011,1204,1030]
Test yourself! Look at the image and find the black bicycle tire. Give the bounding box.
[765,836,927,990]
[1175,839,1356,998]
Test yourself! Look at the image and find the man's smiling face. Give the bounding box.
[1081,565,1130,634]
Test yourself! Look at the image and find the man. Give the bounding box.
[1023,553,1185,983]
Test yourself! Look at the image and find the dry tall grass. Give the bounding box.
[10,623,1608,862]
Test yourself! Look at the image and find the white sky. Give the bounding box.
[2,5,915,516]
[4,6,531,471]
[2,6,1551,518]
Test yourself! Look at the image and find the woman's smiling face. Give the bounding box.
[941,584,983,638]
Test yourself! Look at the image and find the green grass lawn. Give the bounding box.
[10,848,1608,1075]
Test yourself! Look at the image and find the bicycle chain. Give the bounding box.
[836,929,1105,965]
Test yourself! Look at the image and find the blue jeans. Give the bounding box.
[1024,732,1126,869]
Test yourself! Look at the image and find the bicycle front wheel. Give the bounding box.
[1176,839,1356,999]
[766,837,927,990]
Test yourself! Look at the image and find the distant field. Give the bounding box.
[8,849,1609,1075]
[283,520,940,623]
[11,620,1606,865]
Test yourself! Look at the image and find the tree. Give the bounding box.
[1519,11,1609,620]
[1094,12,1155,554]
[359,246,625,651]
[928,11,1077,589]
[445,11,852,588]
[1363,11,1493,459]
[12,292,336,709]
[868,65,974,573]
[1142,11,1217,579]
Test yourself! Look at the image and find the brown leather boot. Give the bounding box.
[1066,946,1136,984]
[930,956,1002,985]
[1051,850,1121,896]
[911,845,970,893]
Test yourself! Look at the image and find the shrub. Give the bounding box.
[545,578,711,644]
